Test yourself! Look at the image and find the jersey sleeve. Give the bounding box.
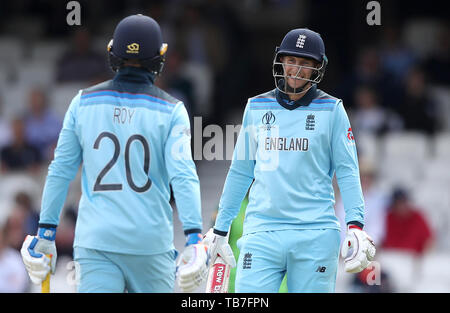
[214,101,256,233]
[39,91,83,226]
[330,100,365,226]
[164,102,202,234]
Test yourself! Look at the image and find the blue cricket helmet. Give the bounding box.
[273,28,328,94]
[107,14,168,74]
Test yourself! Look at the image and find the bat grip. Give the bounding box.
[41,254,52,293]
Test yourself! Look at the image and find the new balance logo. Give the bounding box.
[44,230,54,238]
[214,265,226,284]
[243,252,252,269]
[296,34,307,48]
[316,266,327,273]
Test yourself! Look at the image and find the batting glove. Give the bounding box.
[341,224,376,273]
[202,228,236,268]
[20,226,57,284]
[177,232,209,292]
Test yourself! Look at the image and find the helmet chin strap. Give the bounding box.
[278,78,313,96]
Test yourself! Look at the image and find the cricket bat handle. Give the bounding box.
[41,254,52,293]
[205,256,231,293]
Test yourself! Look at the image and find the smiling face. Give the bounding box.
[280,55,317,91]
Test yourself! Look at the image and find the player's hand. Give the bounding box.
[340,225,376,273]
[20,226,57,284]
[202,228,236,268]
[176,233,209,292]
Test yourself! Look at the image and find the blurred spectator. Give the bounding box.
[175,3,216,118]
[424,25,450,86]
[382,187,434,255]
[156,50,195,118]
[24,87,62,161]
[14,191,39,236]
[395,66,440,134]
[335,46,394,110]
[181,3,209,65]
[204,1,250,124]
[56,28,110,84]
[379,25,417,83]
[3,204,27,251]
[0,222,29,293]
[3,191,40,251]
[351,85,402,136]
[0,117,43,174]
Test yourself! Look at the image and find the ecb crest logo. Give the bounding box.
[305,114,315,131]
[261,111,276,131]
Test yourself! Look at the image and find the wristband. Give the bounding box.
[186,233,202,246]
[37,227,56,241]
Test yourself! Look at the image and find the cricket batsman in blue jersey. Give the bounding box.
[20,14,208,293]
[203,28,376,292]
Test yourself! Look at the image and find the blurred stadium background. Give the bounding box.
[0,0,449,293]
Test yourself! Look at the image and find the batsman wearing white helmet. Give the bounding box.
[203,28,376,292]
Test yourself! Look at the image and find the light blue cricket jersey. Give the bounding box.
[39,67,202,255]
[215,85,364,235]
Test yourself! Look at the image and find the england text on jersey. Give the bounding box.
[264,137,309,151]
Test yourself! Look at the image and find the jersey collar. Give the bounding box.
[114,66,156,84]
[275,84,318,110]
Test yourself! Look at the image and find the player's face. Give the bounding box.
[281,56,316,90]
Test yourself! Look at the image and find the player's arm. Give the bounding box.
[330,100,375,272]
[164,102,208,292]
[330,100,364,227]
[164,102,202,236]
[214,101,255,236]
[202,101,255,270]
[21,91,83,284]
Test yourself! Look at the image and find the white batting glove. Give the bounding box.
[341,225,376,273]
[202,228,236,268]
[177,233,210,292]
[20,226,57,284]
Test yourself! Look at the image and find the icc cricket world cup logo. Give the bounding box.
[262,111,276,131]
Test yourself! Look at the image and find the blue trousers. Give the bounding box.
[235,229,340,293]
[74,247,177,293]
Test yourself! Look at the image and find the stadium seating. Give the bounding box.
[29,40,67,64]
[0,37,24,66]
[16,61,56,87]
[1,83,30,119]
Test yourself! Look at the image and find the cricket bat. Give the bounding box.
[205,255,231,293]
[205,232,231,293]
[41,254,51,293]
